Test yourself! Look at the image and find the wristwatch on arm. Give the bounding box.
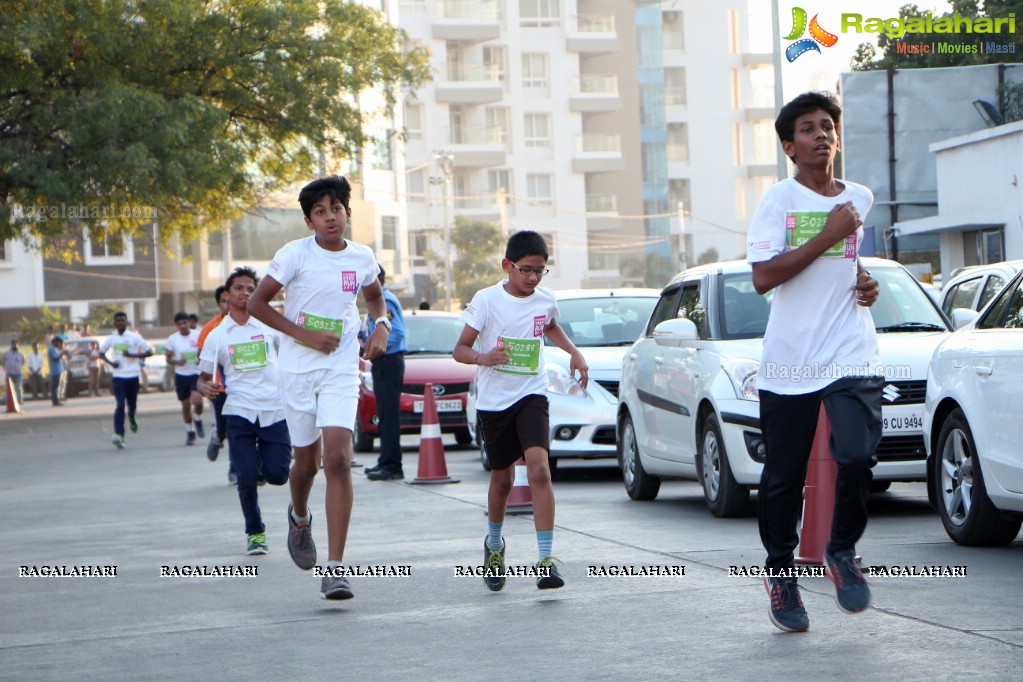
[374,316,392,333]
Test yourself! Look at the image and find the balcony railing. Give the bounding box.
[572,73,618,95]
[575,133,621,154]
[570,14,615,33]
[586,193,618,213]
[446,62,502,83]
[438,0,499,19]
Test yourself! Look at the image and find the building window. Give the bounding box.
[410,231,428,266]
[526,173,553,206]
[664,68,687,106]
[407,169,425,202]
[486,107,511,146]
[488,169,513,196]
[669,179,692,211]
[520,0,560,27]
[372,130,394,170]
[482,45,507,84]
[522,53,549,89]
[537,231,556,265]
[667,123,689,162]
[0,240,9,262]
[963,227,1005,266]
[404,103,423,140]
[381,216,398,252]
[84,231,134,266]
[524,113,551,148]
[662,10,684,50]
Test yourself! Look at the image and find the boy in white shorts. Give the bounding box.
[248,175,390,600]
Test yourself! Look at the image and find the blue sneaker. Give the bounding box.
[764,576,809,632]
[825,549,871,614]
[536,556,565,589]
[483,537,506,592]
[195,419,205,439]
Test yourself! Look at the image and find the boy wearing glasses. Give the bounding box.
[454,230,588,591]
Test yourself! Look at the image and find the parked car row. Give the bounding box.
[62,337,171,397]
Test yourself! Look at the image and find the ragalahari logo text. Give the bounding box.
[784,7,838,61]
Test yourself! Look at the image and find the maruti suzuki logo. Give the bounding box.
[784,7,838,61]
[882,384,901,403]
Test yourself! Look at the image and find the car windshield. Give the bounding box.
[548,297,658,347]
[718,266,949,340]
[403,316,464,354]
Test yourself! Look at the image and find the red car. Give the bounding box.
[354,310,476,452]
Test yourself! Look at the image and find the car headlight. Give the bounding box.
[722,358,759,402]
[546,364,586,397]
[359,371,373,392]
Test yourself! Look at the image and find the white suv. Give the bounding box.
[617,258,952,517]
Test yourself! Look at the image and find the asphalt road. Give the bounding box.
[1,393,1021,680]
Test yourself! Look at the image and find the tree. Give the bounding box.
[619,252,678,288]
[696,247,720,266]
[851,1,1023,71]
[433,217,504,309]
[0,0,430,258]
[13,305,65,344]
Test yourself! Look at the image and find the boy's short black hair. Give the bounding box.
[188,313,199,322]
[174,312,189,323]
[113,311,127,320]
[213,285,227,304]
[774,91,843,145]
[505,230,549,263]
[226,265,259,291]
[298,175,352,218]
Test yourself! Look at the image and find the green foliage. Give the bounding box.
[696,247,721,266]
[81,304,121,331]
[619,252,678,288]
[999,81,1023,122]
[430,217,504,308]
[850,1,1023,71]
[13,305,65,344]
[0,0,430,259]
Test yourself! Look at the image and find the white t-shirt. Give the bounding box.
[100,330,153,379]
[461,281,559,411]
[746,177,879,395]
[199,315,285,425]
[267,236,378,375]
[165,329,201,376]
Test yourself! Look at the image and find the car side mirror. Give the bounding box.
[653,318,699,346]
[951,307,979,330]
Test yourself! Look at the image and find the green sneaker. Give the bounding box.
[246,533,268,555]
[129,415,138,433]
[483,537,506,592]
[536,556,564,589]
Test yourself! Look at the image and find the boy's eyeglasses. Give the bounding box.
[510,263,550,277]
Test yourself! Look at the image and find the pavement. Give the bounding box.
[1,394,1022,680]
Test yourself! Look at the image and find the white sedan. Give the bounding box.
[924,268,1023,545]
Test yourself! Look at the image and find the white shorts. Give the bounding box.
[278,368,359,447]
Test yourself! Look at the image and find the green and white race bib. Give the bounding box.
[182,351,198,364]
[295,311,343,348]
[228,340,267,371]
[785,211,857,258]
[495,337,541,376]
[115,342,130,354]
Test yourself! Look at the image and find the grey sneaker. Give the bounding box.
[111,434,125,449]
[483,537,506,592]
[319,573,354,600]
[228,469,238,485]
[765,576,810,632]
[825,549,871,614]
[206,435,222,462]
[287,504,316,570]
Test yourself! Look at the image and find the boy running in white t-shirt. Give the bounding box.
[248,175,390,600]
[198,266,291,556]
[166,312,205,445]
[747,91,883,633]
[454,230,588,591]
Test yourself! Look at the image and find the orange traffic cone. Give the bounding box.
[796,403,836,565]
[407,383,460,485]
[505,457,533,515]
[5,376,22,414]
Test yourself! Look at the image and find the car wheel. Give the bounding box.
[478,417,492,472]
[619,412,660,501]
[870,480,892,493]
[352,418,374,453]
[698,413,749,518]
[455,429,473,446]
[933,408,1022,546]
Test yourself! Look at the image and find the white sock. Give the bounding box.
[291,509,311,525]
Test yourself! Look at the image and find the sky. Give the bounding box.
[747,0,954,98]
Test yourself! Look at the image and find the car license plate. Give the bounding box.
[882,411,923,433]
[414,399,461,413]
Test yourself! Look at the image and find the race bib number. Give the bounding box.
[295,311,343,348]
[495,337,541,376]
[182,351,198,364]
[785,211,856,258]
[115,342,130,354]
[228,341,267,371]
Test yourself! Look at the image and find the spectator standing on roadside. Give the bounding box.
[3,340,26,406]
[47,337,69,406]
[747,91,882,633]
[248,174,390,601]
[86,341,102,397]
[99,312,153,449]
[166,312,205,445]
[27,343,44,400]
[363,265,407,481]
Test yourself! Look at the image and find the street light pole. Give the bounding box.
[432,150,455,311]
